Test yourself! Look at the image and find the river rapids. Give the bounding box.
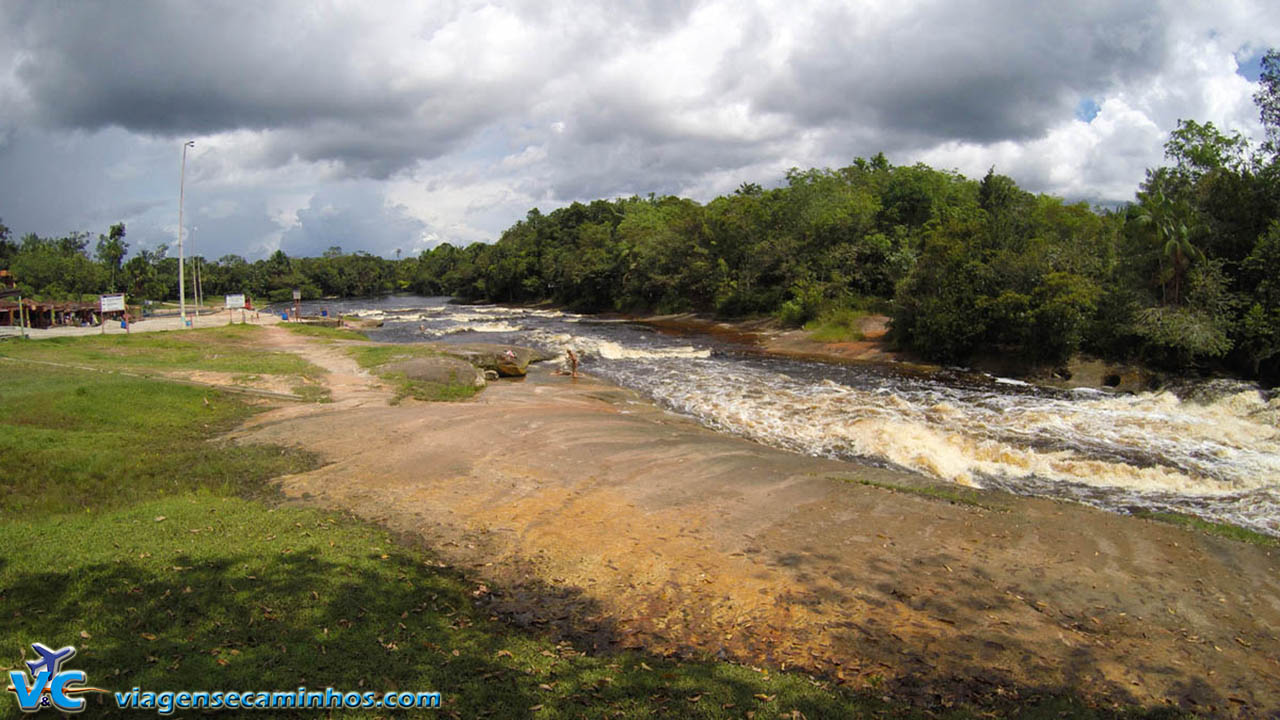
[292,296,1280,537]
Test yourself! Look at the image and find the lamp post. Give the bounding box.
[178,140,195,326]
[191,225,202,313]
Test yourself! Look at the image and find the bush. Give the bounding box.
[776,280,824,327]
[804,307,867,342]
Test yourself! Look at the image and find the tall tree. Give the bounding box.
[0,217,14,267]
[96,223,128,292]
[1134,177,1201,305]
[1254,48,1280,154]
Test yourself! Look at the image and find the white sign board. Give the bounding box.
[225,293,246,309]
[292,288,301,301]
[99,294,125,313]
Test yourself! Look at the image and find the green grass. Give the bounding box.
[376,370,482,404]
[804,308,867,343]
[0,365,320,517]
[1132,510,1279,547]
[0,325,331,402]
[0,325,324,379]
[829,474,1005,512]
[347,344,481,404]
[283,323,370,342]
[346,343,442,370]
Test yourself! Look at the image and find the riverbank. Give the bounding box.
[629,310,1175,393]
[231,327,1280,716]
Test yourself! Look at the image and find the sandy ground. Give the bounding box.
[225,327,1279,716]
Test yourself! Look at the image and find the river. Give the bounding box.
[285,295,1280,537]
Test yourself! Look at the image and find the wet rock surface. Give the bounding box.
[233,327,1280,717]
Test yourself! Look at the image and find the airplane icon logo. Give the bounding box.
[25,643,76,680]
[6,642,107,714]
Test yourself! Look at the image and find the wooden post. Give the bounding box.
[16,295,27,339]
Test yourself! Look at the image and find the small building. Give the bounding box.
[0,271,104,328]
[0,298,101,328]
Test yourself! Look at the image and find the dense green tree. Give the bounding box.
[1133,178,1200,305]
[123,245,169,302]
[0,218,15,268]
[1255,49,1280,154]
[96,222,128,292]
[9,232,102,299]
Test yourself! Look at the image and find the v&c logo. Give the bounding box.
[6,643,107,714]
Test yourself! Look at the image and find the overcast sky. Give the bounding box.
[0,1,1276,261]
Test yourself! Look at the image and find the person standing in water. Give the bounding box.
[566,349,579,378]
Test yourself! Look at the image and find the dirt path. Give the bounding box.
[234,330,1280,716]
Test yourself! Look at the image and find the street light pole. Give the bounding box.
[178,140,195,326]
[191,225,202,313]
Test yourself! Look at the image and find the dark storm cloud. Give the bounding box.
[755,2,1166,146]
[3,0,1174,190]
[1,1,530,178]
[278,185,426,259]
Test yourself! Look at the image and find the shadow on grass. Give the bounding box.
[0,499,906,719]
[3,546,1196,720]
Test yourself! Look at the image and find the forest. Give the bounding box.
[3,52,1279,382]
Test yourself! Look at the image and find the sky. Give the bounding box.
[0,1,1276,261]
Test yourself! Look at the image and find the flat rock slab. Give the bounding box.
[385,356,485,388]
[428,342,556,377]
[238,344,1280,716]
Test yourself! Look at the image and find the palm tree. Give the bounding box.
[1161,220,1203,306]
[1133,188,1202,305]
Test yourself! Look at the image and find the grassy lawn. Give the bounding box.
[0,365,319,517]
[283,323,371,342]
[347,343,482,404]
[346,343,443,370]
[0,325,331,402]
[0,325,323,378]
